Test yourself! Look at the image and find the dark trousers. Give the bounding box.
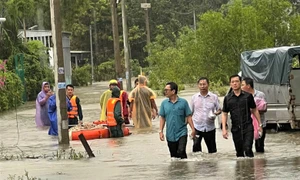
[232,124,254,157]
[255,127,266,152]
[109,124,124,138]
[193,129,217,153]
[124,116,130,124]
[167,135,188,159]
[68,117,78,129]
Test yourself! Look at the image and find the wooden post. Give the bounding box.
[50,0,69,145]
[78,134,95,158]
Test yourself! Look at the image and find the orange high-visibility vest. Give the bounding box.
[106,98,120,127]
[67,96,78,118]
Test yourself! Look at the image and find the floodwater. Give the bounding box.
[1,81,300,180]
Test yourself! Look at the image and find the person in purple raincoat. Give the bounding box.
[35,82,53,128]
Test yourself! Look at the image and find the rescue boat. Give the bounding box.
[69,121,131,140]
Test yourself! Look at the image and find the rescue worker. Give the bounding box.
[106,86,124,137]
[99,80,119,122]
[117,79,130,124]
[66,84,83,128]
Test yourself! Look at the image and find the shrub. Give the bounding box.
[210,80,229,96]
[72,65,91,86]
[94,60,116,81]
[0,71,23,112]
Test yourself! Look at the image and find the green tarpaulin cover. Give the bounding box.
[240,46,300,85]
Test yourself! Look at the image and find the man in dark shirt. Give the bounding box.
[222,75,262,157]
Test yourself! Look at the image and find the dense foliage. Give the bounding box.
[147,0,300,89]
[0,60,23,111]
[72,64,92,86]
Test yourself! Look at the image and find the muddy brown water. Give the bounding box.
[1,81,300,180]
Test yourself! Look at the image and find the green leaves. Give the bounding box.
[147,0,300,90]
[0,60,23,112]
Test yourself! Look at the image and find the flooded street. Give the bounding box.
[1,81,300,180]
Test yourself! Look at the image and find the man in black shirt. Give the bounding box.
[222,75,262,157]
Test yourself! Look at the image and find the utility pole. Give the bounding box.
[110,0,122,78]
[141,1,151,55]
[89,25,94,83]
[50,0,69,145]
[93,9,99,64]
[193,9,196,31]
[121,0,131,91]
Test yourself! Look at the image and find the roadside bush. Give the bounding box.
[94,60,115,81]
[210,80,228,96]
[72,65,91,86]
[0,71,23,112]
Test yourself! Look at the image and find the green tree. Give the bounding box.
[6,0,35,41]
[147,0,300,89]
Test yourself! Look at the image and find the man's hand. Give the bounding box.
[152,109,158,119]
[222,129,228,139]
[258,126,263,133]
[46,90,53,97]
[190,129,196,139]
[159,132,164,141]
[78,120,83,126]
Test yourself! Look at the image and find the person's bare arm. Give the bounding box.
[129,100,134,118]
[186,115,195,138]
[215,109,222,115]
[150,99,158,113]
[222,112,228,139]
[259,107,267,113]
[159,116,166,141]
[251,108,262,131]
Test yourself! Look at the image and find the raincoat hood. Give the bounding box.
[42,81,50,92]
[112,86,120,98]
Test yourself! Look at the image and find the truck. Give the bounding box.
[240,46,300,129]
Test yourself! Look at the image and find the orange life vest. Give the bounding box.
[106,98,120,127]
[67,95,78,118]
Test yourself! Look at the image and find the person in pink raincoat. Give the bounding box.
[35,82,53,128]
[242,77,267,153]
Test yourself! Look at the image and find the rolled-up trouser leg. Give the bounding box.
[177,135,188,159]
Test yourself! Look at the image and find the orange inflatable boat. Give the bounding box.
[70,127,130,141]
